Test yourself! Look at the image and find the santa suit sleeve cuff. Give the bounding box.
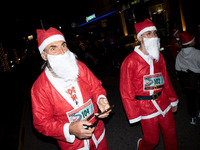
[63,123,75,143]
[170,99,179,107]
[97,95,107,105]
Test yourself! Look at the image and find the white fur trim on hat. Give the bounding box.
[38,34,65,53]
[137,26,157,39]
[182,37,195,45]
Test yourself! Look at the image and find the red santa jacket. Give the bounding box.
[169,38,181,59]
[120,46,178,124]
[31,61,107,150]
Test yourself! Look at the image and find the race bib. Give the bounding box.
[143,73,164,91]
[67,99,95,123]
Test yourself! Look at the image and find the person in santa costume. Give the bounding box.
[31,27,111,150]
[120,19,179,150]
[175,31,200,125]
[169,29,182,60]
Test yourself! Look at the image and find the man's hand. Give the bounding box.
[172,105,178,112]
[96,98,111,119]
[69,120,95,139]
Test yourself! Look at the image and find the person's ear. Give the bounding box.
[41,51,47,61]
[138,36,143,42]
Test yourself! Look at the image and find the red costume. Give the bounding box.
[120,45,179,150]
[169,38,181,60]
[31,61,108,150]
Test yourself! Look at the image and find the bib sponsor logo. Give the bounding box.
[143,73,164,91]
[67,99,95,123]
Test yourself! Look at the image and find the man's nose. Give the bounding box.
[152,32,158,37]
[59,47,67,54]
[152,34,157,38]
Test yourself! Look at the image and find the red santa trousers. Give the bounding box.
[58,134,109,150]
[138,110,178,150]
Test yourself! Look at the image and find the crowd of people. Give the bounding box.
[2,17,199,149]
[66,25,200,127]
[29,18,200,150]
[67,30,133,76]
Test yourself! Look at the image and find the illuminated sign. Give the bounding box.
[86,14,96,22]
[78,10,118,27]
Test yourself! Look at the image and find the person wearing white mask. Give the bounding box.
[31,27,111,150]
[120,19,178,150]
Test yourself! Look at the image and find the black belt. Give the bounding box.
[135,91,162,100]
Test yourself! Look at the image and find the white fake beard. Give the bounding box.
[143,37,160,61]
[47,50,79,82]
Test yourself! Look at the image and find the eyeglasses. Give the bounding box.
[142,31,158,38]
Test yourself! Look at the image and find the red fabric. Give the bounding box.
[120,51,178,122]
[134,19,155,35]
[181,31,194,45]
[31,61,107,149]
[120,50,178,150]
[169,39,180,59]
[36,27,64,47]
[139,110,178,150]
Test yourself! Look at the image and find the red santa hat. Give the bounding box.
[180,31,195,45]
[134,19,157,39]
[37,27,65,53]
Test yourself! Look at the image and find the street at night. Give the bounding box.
[17,60,200,150]
[1,0,200,150]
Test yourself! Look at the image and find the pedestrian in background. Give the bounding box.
[169,29,182,60]
[175,31,200,125]
[120,19,178,150]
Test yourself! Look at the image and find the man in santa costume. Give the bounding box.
[31,27,111,150]
[169,28,182,60]
[175,31,200,125]
[120,19,179,150]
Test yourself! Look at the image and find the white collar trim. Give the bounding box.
[134,45,152,65]
[45,68,79,108]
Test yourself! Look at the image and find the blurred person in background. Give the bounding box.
[175,31,200,125]
[169,29,182,60]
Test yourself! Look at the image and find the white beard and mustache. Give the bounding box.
[46,50,79,82]
[143,37,160,61]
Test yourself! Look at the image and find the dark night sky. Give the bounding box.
[1,0,199,47]
[0,0,119,46]
[0,1,91,46]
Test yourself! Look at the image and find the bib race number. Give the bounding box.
[143,73,164,91]
[67,99,95,123]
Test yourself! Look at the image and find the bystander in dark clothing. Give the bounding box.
[175,31,200,125]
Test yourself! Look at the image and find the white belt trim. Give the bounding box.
[129,104,172,124]
[151,100,171,117]
[92,128,106,149]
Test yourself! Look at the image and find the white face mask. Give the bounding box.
[47,50,79,82]
[143,37,160,61]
